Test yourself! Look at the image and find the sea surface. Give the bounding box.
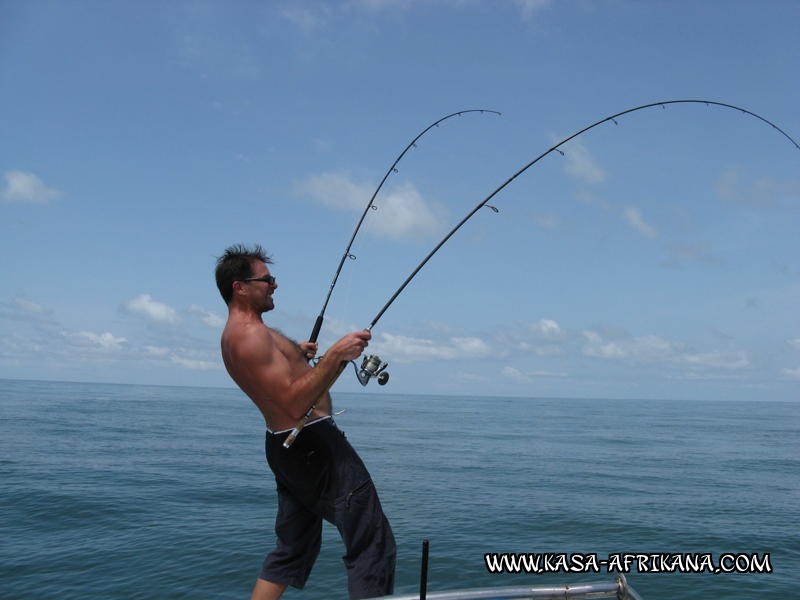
[1,379,798,599]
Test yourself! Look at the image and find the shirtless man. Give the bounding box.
[215,244,395,600]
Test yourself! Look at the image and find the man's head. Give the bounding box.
[215,244,273,305]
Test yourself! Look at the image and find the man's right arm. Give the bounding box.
[237,327,370,421]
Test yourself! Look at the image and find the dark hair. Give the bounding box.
[215,244,272,304]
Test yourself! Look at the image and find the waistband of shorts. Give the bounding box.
[266,414,333,436]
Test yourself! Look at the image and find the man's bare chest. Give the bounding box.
[269,329,307,371]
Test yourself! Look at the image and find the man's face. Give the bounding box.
[244,260,277,313]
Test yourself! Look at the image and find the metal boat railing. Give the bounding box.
[373,574,643,600]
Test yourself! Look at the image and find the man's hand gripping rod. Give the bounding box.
[283,335,389,449]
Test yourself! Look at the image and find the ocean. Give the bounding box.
[1,378,797,599]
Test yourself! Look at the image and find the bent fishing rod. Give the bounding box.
[283,108,500,448]
[308,109,501,345]
[284,99,798,449]
[285,110,500,450]
[367,99,799,332]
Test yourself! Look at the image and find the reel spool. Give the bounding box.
[353,354,389,386]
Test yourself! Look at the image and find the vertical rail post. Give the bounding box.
[419,539,430,600]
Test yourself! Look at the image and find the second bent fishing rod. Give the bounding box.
[285,99,798,449]
[307,109,501,346]
[367,99,799,334]
[283,110,500,449]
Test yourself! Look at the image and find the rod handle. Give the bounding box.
[309,315,324,344]
[282,425,303,449]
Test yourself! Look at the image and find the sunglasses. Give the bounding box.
[243,274,277,285]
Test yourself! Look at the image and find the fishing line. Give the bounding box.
[366,99,799,333]
[308,109,501,344]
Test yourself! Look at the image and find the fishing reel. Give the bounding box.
[352,354,389,386]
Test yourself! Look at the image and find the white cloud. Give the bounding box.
[528,318,563,339]
[280,1,412,32]
[284,0,551,25]
[623,205,657,239]
[68,331,127,351]
[502,365,529,382]
[496,319,567,357]
[298,171,370,211]
[10,297,51,318]
[682,351,750,370]
[514,0,553,18]
[788,338,800,350]
[374,183,443,239]
[501,365,567,383]
[582,330,631,359]
[189,305,225,328]
[582,330,750,371]
[124,294,179,324]
[1,171,61,204]
[532,213,561,229]
[583,330,680,362]
[454,370,488,383]
[377,332,492,361]
[528,369,568,377]
[315,316,360,340]
[141,345,218,370]
[563,141,606,184]
[298,172,444,239]
[170,354,218,370]
[347,0,408,10]
[715,169,799,207]
[783,367,800,380]
[145,345,170,357]
[14,298,45,313]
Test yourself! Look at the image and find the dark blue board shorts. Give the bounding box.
[261,418,396,599]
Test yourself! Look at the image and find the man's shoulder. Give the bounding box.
[223,318,273,351]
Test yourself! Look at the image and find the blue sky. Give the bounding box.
[1,0,798,401]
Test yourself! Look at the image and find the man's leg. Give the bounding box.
[334,480,396,600]
[259,483,323,593]
[251,578,288,600]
